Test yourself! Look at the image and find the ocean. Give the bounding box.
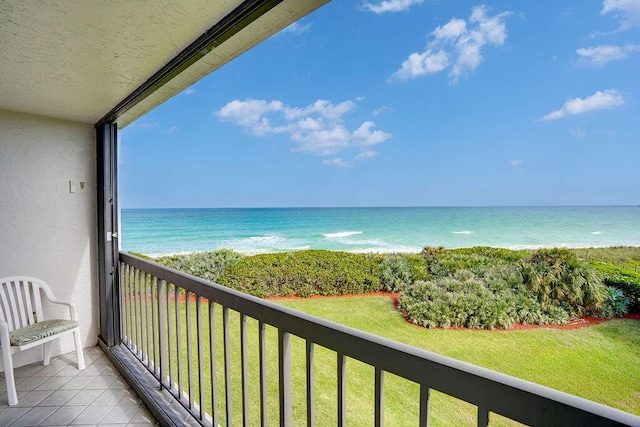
[119,206,640,257]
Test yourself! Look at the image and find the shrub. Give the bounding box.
[395,247,613,329]
[405,254,430,282]
[156,249,244,283]
[603,286,630,318]
[219,250,382,298]
[380,256,412,291]
[591,262,640,313]
[397,272,571,330]
[519,249,607,316]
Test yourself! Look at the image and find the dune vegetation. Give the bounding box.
[150,246,640,329]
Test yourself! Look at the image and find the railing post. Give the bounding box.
[210,301,219,427]
[259,322,268,427]
[240,314,249,427]
[223,306,233,426]
[306,341,315,427]
[158,279,167,389]
[375,367,384,427]
[337,353,346,427]
[150,277,158,375]
[477,407,489,427]
[187,292,195,410]
[420,385,430,427]
[279,329,292,426]
[197,296,205,422]
[175,286,184,401]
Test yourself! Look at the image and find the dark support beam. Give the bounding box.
[95,0,283,127]
[97,122,120,347]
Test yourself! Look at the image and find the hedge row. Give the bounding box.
[218,250,382,298]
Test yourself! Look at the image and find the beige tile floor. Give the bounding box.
[0,347,157,426]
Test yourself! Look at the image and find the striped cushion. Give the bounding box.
[9,319,78,346]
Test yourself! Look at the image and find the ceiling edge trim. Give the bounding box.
[95,0,283,128]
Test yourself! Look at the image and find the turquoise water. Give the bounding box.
[120,206,640,256]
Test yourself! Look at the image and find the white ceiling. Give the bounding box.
[0,0,328,127]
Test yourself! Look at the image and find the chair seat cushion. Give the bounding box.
[9,319,78,346]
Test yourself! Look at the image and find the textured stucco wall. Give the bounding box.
[0,109,97,368]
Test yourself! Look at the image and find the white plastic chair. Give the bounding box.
[0,276,85,405]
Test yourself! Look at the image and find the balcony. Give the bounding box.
[2,2,638,426]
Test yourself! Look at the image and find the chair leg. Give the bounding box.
[1,347,18,406]
[43,341,52,366]
[73,330,85,370]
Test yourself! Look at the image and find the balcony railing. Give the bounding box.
[117,252,639,426]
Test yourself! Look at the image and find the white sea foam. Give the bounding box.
[349,245,422,254]
[451,230,472,235]
[248,235,281,242]
[591,231,601,235]
[323,231,363,238]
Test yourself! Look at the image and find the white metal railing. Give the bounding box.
[118,252,639,426]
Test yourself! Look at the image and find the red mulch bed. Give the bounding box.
[267,291,640,331]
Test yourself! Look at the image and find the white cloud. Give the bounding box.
[541,90,625,121]
[363,0,423,14]
[509,160,522,166]
[372,106,393,116]
[167,126,178,133]
[356,150,377,160]
[184,87,196,95]
[322,150,377,168]
[322,158,352,168]
[282,22,312,35]
[215,98,391,160]
[577,44,640,66]
[602,0,640,30]
[390,5,511,83]
[352,122,390,146]
[391,49,450,81]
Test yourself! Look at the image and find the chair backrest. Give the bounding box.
[0,277,50,332]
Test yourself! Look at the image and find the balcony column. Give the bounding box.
[97,121,120,347]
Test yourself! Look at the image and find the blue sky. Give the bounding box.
[120,0,640,208]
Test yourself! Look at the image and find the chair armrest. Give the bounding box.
[41,294,78,322]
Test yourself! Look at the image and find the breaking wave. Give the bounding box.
[324,231,363,238]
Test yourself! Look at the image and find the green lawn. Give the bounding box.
[132,294,640,426]
[277,297,640,415]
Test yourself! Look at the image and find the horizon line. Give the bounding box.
[120,204,638,210]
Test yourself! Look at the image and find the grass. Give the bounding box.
[127,293,640,426]
[277,296,640,415]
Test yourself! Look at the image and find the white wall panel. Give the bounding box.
[0,109,97,367]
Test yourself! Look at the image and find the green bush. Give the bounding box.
[380,256,412,292]
[398,248,607,329]
[219,250,381,298]
[603,287,630,318]
[519,249,607,316]
[450,246,529,262]
[397,274,569,330]
[420,247,525,279]
[590,262,640,312]
[155,249,244,283]
[405,254,430,282]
